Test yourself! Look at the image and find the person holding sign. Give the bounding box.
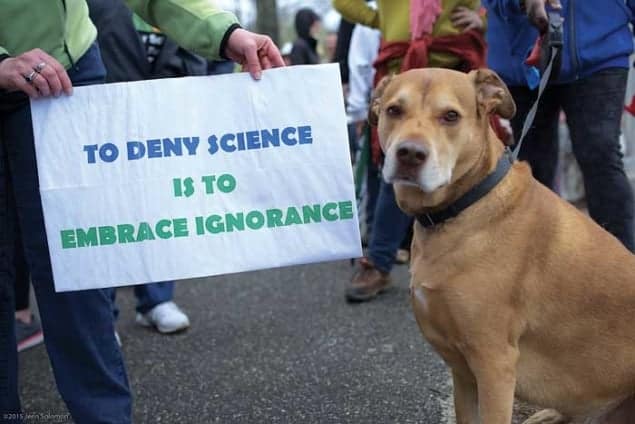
[0,2,283,423]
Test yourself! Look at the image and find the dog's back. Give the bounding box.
[511,177,635,417]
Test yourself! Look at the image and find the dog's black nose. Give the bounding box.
[396,142,427,166]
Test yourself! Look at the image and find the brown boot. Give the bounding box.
[346,257,391,302]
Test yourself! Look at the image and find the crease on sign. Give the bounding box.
[247,75,266,172]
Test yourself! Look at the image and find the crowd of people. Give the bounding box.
[1,0,634,422]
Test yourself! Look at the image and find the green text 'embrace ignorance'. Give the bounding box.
[60,201,354,249]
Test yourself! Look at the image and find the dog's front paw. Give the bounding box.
[522,409,570,424]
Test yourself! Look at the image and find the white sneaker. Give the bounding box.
[135,301,190,334]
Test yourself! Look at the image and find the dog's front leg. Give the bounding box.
[471,347,519,424]
[453,370,479,424]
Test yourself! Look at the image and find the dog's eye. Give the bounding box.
[442,110,460,124]
[386,105,403,117]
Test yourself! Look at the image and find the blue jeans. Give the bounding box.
[510,68,634,251]
[365,149,381,239]
[14,233,175,315]
[134,282,174,313]
[112,281,175,317]
[367,180,413,273]
[0,44,132,423]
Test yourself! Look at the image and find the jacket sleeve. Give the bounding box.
[124,0,240,60]
[628,0,635,28]
[332,0,379,28]
[347,26,380,122]
[481,0,524,18]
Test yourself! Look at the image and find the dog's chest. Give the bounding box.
[411,285,461,360]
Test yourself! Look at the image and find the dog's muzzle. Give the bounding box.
[396,142,427,167]
[388,141,428,183]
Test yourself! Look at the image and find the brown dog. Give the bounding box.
[369,68,635,424]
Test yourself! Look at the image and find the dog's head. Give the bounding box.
[369,68,515,212]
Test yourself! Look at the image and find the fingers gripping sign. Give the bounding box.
[0,48,72,99]
[224,28,285,80]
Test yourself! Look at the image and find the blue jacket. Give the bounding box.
[484,0,635,86]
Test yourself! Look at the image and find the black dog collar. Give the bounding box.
[415,149,514,228]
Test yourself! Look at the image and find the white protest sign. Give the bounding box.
[31,64,362,292]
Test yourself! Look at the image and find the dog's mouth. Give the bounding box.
[390,166,422,186]
[383,141,452,192]
[386,163,452,193]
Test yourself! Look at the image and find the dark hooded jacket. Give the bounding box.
[87,0,207,83]
[290,8,320,65]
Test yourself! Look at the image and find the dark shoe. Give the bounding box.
[16,314,44,352]
[346,257,391,302]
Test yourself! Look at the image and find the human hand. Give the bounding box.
[451,7,484,32]
[523,0,562,33]
[0,49,72,99]
[224,28,285,80]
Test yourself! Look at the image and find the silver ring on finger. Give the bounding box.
[34,62,47,73]
[24,70,37,84]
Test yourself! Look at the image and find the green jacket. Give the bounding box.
[0,0,239,69]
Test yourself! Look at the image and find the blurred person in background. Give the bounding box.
[324,32,339,63]
[333,0,487,302]
[347,8,381,245]
[484,0,635,252]
[290,8,322,65]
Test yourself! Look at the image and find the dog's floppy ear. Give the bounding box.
[368,75,394,126]
[470,69,516,119]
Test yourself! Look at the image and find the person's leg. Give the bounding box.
[0,127,21,422]
[367,180,413,272]
[365,153,381,241]
[561,68,635,251]
[13,240,44,352]
[347,179,412,302]
[0,282,20,422]
[2,44,132,423]
[508,85,562,190]
[13,231,29,313]
[4,99,131,424]
[347,122,358,162]
[10,222,43,351]
[134,282,190,333]
[12,225,44,351]
[134,282,174,314]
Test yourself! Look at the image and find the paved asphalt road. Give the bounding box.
[19,260,538,423]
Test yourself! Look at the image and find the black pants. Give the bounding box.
[13,225,28,311]
[510,68,635,252]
